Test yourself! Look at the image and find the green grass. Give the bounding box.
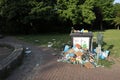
[98,59,115,68]
[93,29,120,58]
[16,33,71,50]
[16,29,120,67]
[16,29,120,57]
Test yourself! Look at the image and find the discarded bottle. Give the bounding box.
[24,47,32,55]
[71,27,74,33]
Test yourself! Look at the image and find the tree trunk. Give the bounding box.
[117,25,119,30]
[100,22,103,30]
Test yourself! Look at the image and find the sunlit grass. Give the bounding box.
[93,29,120,57]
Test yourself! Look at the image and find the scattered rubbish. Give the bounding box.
[84,62,95,69]
[24,47,32,55]
[52,39,56,41]
[57,28,110,68]
[36,64,39,67]
[57,44,109,69]
[63,45,70,52]
[35,40,39,42]
[94,48,110,60]
[48,42,53,48]
[71,28,89,33]
[52,52,57,56]
[57,44,95,68]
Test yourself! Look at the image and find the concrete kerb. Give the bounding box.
[0,42,24,79]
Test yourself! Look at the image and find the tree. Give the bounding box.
[56,0,96,27]
[56,0,82,25]
[29,0,54,21]
[113,3,120,29]
[94,0,114,30]
[0,0,58,34]
[80,0,96,24]
[27,0,56,33]
[0,0,32,34]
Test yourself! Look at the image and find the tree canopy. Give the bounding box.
[113,3,120,29]
[0,0,119,34]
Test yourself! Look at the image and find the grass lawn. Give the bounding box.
[16,33,71,50]
[16,29,120,67]
[94,29,120,58]
[16,29,120,57]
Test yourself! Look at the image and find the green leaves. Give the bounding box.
[95,0,114,21]
[56,0,96,25]
[29,1,54,21]
[80,0,96,24]
[112,3,120,29]
[0,0,120,34]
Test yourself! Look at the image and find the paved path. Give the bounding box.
[0,36,120,80]
[0,47,13,61]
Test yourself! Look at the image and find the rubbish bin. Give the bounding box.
[70,32,93,51]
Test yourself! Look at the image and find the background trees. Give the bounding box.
[94,0,114,30]
[0,0,32,34]
[113,3,120,29]
[56,0,96,29]
[0,0,119,34]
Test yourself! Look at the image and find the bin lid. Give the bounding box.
[70,32,93,37]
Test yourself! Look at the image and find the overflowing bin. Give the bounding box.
[70,32,93,51]
[57,29,110,68]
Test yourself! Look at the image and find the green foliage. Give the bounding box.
[0,0,120,34]
[112,3,120,29]
[93,0,115,29]
[0,0,55,34]
[113,17,120,26]
[80,0,96,24]
[56,0,82,24]
[0,0,32,33]
[29,0,54,20]
[98,59,114,68]
[95,0,114,21]
[56,0,96,25]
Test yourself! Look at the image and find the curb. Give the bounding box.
[0,42,24,79]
